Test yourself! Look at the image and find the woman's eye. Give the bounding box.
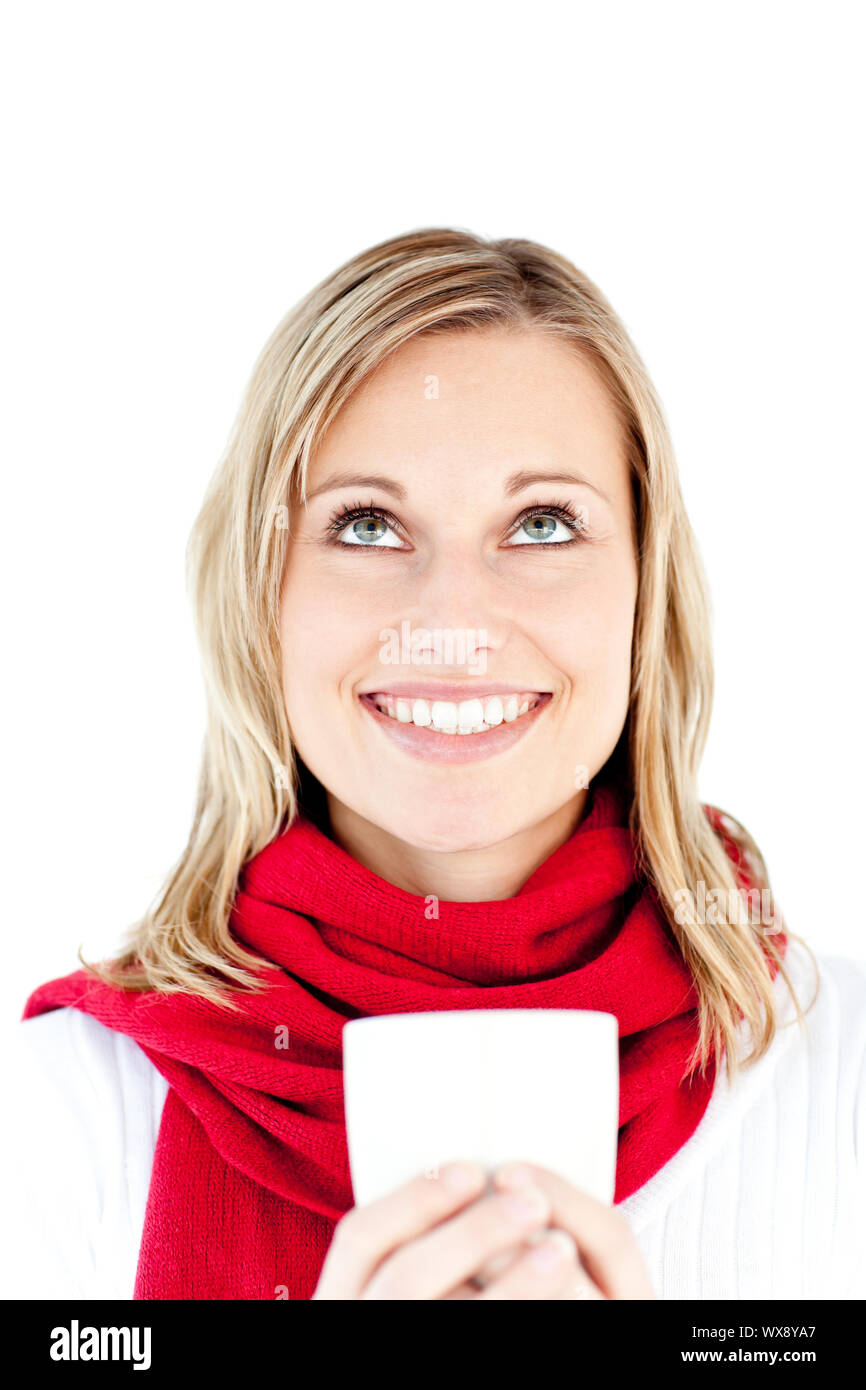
[337,514,405,548]
[504,512,577,545]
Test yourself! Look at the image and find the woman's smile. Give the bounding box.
[358,684,553,763]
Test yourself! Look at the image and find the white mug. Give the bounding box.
[342,1008,619,1208]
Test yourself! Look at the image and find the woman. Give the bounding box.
[9,228,865,1300]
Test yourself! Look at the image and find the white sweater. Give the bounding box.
[3,935,865,1300]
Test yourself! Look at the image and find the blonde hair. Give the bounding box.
[83,226,814,1083]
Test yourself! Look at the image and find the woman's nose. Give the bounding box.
[394,546,507,651]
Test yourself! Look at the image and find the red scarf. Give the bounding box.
[22,780,781,1300]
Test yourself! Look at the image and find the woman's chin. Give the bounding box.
[372,805,527,857]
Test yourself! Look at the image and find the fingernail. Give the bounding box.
[439,1160,485,1193]
[503,1186,549,1225]
[529,1230,576,1272]
[494,1162,535,1190]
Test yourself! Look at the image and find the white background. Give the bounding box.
[2,0,864,1025]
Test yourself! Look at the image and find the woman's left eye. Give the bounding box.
[503,511,580,546]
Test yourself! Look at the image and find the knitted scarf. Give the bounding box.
[22,780,780,1299]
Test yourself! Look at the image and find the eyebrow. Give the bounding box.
[504,469,611,504]
[305,472,408,502]
[304,467,611,505]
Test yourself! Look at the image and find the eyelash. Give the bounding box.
[324,501,403,545]
[323,499,589,549]
[508,500,588,545]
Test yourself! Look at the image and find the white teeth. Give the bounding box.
[430,701,458,733]
[457,698,484,733]
[484,696,504,727]
[374,693,542,734]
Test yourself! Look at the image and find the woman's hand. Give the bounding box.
[312,1159,655,1300]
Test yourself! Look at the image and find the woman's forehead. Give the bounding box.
[303,329,629,506]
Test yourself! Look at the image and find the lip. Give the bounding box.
[357,680,550,702]
[358,689,553,764]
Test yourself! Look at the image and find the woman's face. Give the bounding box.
[279,327,638,854]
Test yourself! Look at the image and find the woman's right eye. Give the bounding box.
[328,508,407,548]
